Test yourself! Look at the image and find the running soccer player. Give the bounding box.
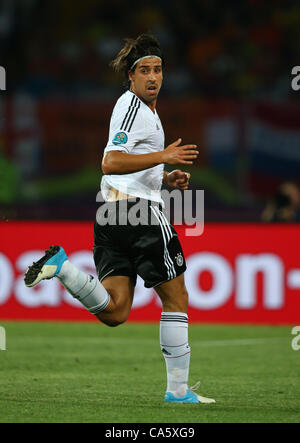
[24,34,215,404]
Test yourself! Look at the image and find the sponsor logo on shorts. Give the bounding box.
[112,132,128,145]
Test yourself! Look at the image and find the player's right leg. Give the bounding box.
[24,245,135,324]
[95,275,135,326]
[24,245,67,287]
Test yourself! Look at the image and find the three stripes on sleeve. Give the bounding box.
[120,96,141,133]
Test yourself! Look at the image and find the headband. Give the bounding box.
[130,55,162,70]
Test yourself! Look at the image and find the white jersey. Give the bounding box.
[101,90,165,204]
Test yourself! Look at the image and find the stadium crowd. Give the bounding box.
[0,0,299,221]
[0,0,299,100]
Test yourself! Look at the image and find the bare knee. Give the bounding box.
[96,310,129,328]
[160,287,189,313]
[177,287,188,312]
[104,318,126,328]
[98,276,135,327]
[155,274,189,312]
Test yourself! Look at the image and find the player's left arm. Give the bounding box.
[163,170,191,190]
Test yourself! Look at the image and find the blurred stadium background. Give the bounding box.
[1,0,300,221]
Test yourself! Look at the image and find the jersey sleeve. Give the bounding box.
[104,99,146,154]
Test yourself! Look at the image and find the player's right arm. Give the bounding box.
[102,139,199,175]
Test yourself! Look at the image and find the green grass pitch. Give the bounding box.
[0,322,299,423]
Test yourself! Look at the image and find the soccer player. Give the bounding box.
[25,34,215,404]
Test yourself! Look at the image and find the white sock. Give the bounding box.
[160,312,191,397]
[57,260,110,315]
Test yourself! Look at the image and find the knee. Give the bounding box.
[160,287,189,313]
[174,286,189,308]
[105,318,126,328]
[97,311,129,328]
[180,287,189,310]
[183,287,189,302]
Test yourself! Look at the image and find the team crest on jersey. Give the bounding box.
[112,132,128,145]
[175,253,184,267]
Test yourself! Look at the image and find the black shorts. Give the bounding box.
[93,198,187,288]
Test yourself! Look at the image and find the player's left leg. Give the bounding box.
[155,274,192,400]
[155,274,215,404]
